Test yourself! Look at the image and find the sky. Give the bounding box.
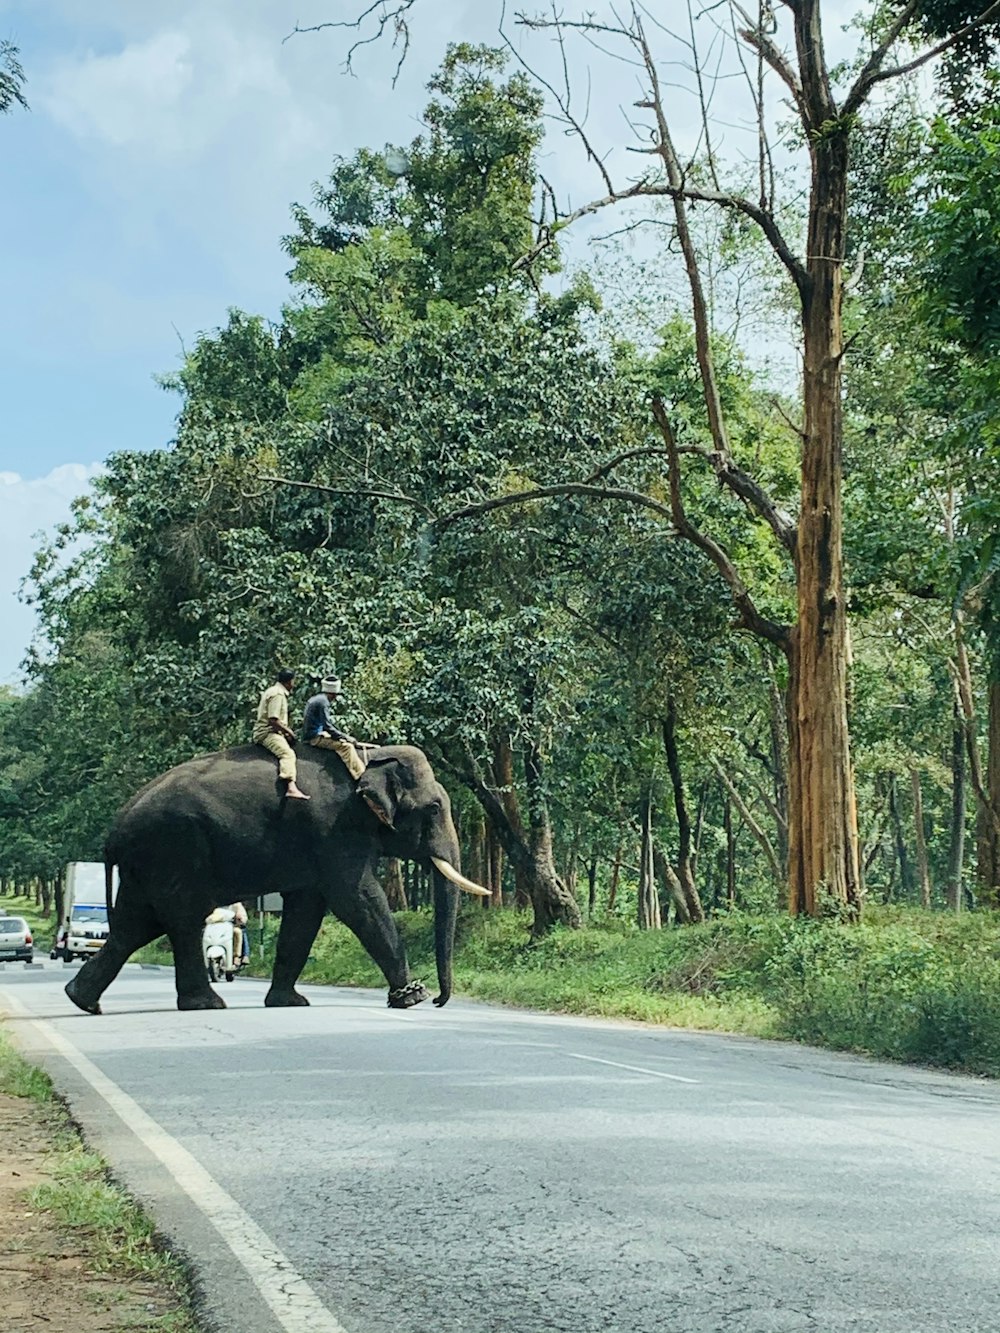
[0,0,859,683]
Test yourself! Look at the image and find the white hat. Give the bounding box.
[321,677,343,695]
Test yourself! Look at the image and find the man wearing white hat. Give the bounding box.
[302,677,370,781]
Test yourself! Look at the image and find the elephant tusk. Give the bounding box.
[431,857,492,897]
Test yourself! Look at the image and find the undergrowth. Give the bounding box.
[273,903,1000,1077]
[0,1025,198,1322]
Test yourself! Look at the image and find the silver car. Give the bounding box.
[0,915,33,962]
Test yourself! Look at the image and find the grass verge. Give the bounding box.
[0,1023,200,1330]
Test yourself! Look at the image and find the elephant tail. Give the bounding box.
[105,853,116,927]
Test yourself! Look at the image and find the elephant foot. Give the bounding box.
[264,989,310,1008]
[64,977,101,1015]
[177,991,227,1011]
[387,980,429,1009]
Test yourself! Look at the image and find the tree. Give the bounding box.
[916,97,1000,903]
[330,0,1000,917]
[0,40,27,116]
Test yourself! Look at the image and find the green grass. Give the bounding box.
[0,1024,199,1326]
[0,1026,54,1101]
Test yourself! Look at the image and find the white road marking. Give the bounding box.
[0,991,348,1333]
[566,1052,699,1084]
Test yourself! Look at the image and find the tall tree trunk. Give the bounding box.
[637,788,661,930]
[976,678,1000,906]
[466,814,487,907]
[563,823,581,897]
[910,768,932,909]
[523,739,582,935]
[383,858,408,911]
[661,699,704,922]
[711,758,783,885]
[493,735,530,907]
[54,871,65,932]
[947,702,966,912]
[586,854,598,918]
[487,825,506,908]
[768,671,790,873]
[786,124,861,919]
[453,742,579,936]
[724,795,736,909]
[652,845,691,925]
[888,774,913,901]
[607,841,623,916]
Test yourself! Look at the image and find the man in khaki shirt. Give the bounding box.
[252,669,310,800]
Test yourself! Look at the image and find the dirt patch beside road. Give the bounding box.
[0,1075,198,1332]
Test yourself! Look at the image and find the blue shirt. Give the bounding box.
[302,693,349,742]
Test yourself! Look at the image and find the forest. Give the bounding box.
[2,3,1000,1072]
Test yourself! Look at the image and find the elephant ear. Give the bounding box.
[357,758,400,830]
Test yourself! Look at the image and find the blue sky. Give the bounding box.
[0,0,505,680]
[0,0,858,683]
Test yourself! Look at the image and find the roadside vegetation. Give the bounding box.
[0,1025,199,1332]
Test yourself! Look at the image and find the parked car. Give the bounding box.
[0,916,33,962]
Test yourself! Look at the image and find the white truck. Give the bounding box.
[58,862,119,961]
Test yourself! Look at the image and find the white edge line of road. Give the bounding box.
[566,1052,699,1084]
[0,990,349,1333]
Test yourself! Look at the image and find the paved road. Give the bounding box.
[1,961,999,1333]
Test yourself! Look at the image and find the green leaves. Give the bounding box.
[0,40,27,116]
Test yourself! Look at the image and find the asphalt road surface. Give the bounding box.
[1,961,999,1333]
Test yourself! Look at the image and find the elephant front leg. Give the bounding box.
[331,874,428,1009]
[265,889,326,1007]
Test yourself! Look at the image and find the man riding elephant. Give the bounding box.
[253,668,310,800]
[302,676,372,782]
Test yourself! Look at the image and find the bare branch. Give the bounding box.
[584,446,694,483]
[653,397,790,648]
[733,9,806,122]
[262,474,435,516]
[711,756,783,880]
[713,454,798,556]
[500,2,616,197]
[285,0,416,83]
[435,482,675,530]
[844,2,1000,116]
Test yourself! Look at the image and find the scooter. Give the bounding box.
[202,908,248,984]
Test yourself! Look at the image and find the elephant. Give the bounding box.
[64,743,489,1016]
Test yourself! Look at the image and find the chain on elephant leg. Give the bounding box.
[387,979,429,1009]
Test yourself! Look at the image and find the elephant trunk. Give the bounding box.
[431,864,459,1008]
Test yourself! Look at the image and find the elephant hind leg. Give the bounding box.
[170,922,226,1012]
[65,898,163,1015]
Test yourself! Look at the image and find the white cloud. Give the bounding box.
[43,31,194,149]
[41,24,322,159]
[0,465,103,684]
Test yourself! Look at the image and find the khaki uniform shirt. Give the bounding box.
[252,683,290,744]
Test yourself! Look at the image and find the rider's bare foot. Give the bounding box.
[286,783,311,800]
